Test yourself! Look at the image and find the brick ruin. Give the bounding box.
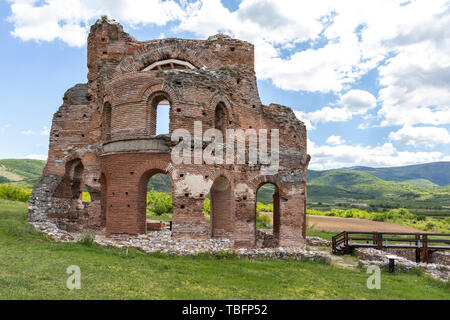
[29,18,310,248]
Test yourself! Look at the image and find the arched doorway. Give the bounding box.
[214,102,228,135]
[256,183,280,247]
[62,158,85,201]
[210,176,233,239]
[148,93,171,136]
[138,169,172,233]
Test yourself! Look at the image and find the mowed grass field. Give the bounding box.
[0,199,449,300]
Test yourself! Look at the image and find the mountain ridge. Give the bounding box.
[336,161,450,186]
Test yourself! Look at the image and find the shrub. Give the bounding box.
[256,213,272,228]
[425,222,435,231]
[77,232,96,246]
[0,185,32,202]
[203,198,210,216]
[371,213,386,222]
[147,189,172,216]
[344,211,354,218]
[153,196,172,215]
[256,202,273,213]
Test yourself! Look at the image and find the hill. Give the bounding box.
[261,169,450,209]
[0,159,46,188]
[306,170,450,209]
[343,162,450,186]
[147,173,172,193]
[2,159,449,209]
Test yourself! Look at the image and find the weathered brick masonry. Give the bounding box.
[29,18,310,248]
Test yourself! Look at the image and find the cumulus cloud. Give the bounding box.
[389,126,450,147]
[378,42,450,126]
[300,107,352,124]
[294,89,376,126]
[6,0,450,131]
[341,90,377,114]
[326,135,345,145]
[308,139,450,170]
[177,0,450,125]
[25,154,47,161]
[293,111,315,130]
[8,0,184,47]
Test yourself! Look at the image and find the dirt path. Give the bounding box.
[307,215,426,233]
[259,212,425,233]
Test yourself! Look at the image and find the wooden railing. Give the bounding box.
[332,231,450,263]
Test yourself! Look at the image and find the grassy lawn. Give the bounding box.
[306,229,338,241]
[0,199,448,300]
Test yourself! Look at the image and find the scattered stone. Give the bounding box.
[355,248,449,282]
[30,222,332,263]
[306,236,331,247]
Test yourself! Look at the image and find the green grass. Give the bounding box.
[0,199,449,299]
[306,230,337,242]
[147,213,172,222]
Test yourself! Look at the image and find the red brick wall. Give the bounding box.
[32,18,309,248]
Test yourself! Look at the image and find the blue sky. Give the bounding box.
[0,0,449,170]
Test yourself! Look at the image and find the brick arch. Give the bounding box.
[250,175,284,196]
[134,159,174,182]
[208,170,235,193]
[254,178,282,248]
[209,174,235,239]
[102,95,113,108]
[115,43,224,77]
[136,160,174,233]
[209,93,235,126]
[140,81,181,105]
[54,157,84,200]
[141,83,182,135]
[61,150,99,169]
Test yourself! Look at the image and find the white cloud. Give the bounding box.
[294,90,376,126]
[293,111,315,130]
[25,154,47,161]
[40,126,50,136]
[389,126,450,147]
[378,41,450,126]
[6,0,450,129]
[308,139,450,170]
[298,107,352,125]
[341,90,376,114]
[326,135,345,145]
[177,0,450,125]
[20,129,35,135]
[8,0,184,47]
